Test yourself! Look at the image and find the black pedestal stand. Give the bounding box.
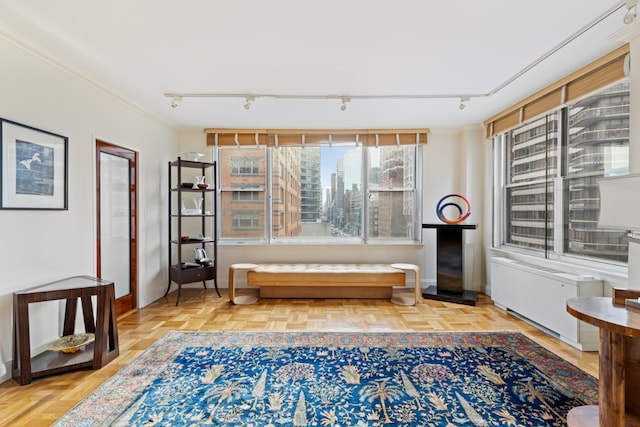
[422,223,478,306]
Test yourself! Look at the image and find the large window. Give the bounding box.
[218,143,420,243]
[496,81,630,263]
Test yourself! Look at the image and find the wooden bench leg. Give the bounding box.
[229,263,258,305]
[390,263,421,306]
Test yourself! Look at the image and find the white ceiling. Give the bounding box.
[0,1,630,130]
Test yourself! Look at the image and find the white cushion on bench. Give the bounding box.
[247,263,405,287]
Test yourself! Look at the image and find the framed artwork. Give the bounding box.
[0,118,68,210]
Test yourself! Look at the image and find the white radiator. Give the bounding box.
[490,257,603,351]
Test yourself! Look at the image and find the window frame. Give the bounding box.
[216,144,423,245]
[492,80,630,269]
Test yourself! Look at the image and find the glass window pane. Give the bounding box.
[271,147,302,238]
[563,176,628,262]
[220,147,266,188]
[367,145,415,240]
[219,147,266,239]
[368,145,415,189]
[506,182,554,251]
[272,146,364,239]
[368,191,415,239]
[509,113,558,184]
[505,113,557,252]
[563,81,630,261]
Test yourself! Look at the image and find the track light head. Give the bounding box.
[244,96,255,110]
[170,96,182,108]
[459,96,470,110]
[625,8,637,24]
[625,0,639,24]
[340,96,350,111]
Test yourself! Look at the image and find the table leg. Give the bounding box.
[228,265,236,303]
[229,264,258,305]
[12,294,32,385]
[624,336,640,419]
[93,287,106,368]
[106,284,119,358]
[599,329,625,427]
[81,296,95,333]
[390,263,421,306]
[62,297,78,336]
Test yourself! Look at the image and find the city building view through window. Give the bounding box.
[501,80,629,263]
[218,144,419,242]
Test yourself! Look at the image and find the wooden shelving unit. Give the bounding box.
[165,157,218,305]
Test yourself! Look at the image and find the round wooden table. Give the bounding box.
[566,297,640,427]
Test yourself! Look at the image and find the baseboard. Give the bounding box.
[0,361,9,384]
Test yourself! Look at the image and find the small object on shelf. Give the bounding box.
[436,194,471,225]
[47,333,95,354]
[180,235,190,242]
[194,247,207,263]
[626,298,640,313]
[197,183,209,189]
[193,175,206,189]
[181,262,201,269]
[181,182,193,189]
[179,152,204,162]
[182,209,201,215]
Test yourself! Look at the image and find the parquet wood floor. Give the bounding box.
[0,288,599,426]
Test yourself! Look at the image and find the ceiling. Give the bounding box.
[0,1,631,131]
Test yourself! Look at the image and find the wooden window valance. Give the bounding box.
[205,128,429,147]
[484,44,630,139]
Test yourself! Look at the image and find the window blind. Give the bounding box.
[484,44,630,138]
[205,128,429,147]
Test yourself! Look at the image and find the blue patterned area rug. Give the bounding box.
[54,331,597,426]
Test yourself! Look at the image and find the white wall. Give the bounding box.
[176,128,488,293]
[0,36,177,381]
[0,34,489,384]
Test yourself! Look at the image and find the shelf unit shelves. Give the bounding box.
[165,158,218,305]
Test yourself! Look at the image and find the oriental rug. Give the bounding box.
[54,331,598,426]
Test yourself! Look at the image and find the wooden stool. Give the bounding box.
[228,263,258,305]
[390,263,421,306]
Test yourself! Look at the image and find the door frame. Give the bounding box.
[96,139,138,315]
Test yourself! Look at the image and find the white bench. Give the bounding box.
[227,263,420,306]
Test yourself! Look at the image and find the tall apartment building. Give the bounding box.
[507,81,629,262]
[300,147,322,222]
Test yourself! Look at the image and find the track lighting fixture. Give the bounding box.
[165,92,485,112]
[625,0,640,24]
[243,96,254,110]
[340,97,350,111]
[170,95,182,108]
[459,96,469,110]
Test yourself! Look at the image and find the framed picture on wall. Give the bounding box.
[0,118,68,210]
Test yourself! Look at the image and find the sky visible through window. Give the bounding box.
[320,147,347,189]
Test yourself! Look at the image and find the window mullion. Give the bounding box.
[493,134,507,248]
[266,147,273,243]
[362,146,369,243]
[553,111,565,255]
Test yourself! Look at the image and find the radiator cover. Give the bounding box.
[490,257,603,351]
